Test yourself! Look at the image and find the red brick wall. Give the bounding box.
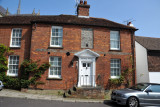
[30,24,134,90]
[0,25,32,76]
[0,23,134,89]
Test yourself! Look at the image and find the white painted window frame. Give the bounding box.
[48,56,62,78]
[10,28,22,47]
[7,55,19,77]
[110,59,121,79]
[110,31,120,50]
[50,26,63,47]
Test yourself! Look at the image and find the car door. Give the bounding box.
[144,85,160,105]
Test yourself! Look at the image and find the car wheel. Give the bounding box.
[127,97,139,107]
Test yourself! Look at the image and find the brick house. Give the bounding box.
[0,1,137,90]
[135,36,160,84]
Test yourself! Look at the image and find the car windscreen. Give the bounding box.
[129,83,149,91]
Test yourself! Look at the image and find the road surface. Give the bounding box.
[0,97,123,107]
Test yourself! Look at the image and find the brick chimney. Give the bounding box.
[77,0,90,18]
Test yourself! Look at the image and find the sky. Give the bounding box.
[0,0,160,38]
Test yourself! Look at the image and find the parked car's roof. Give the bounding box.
[0,15,137,30]
[138,83,160,85]
[135,36,160,50]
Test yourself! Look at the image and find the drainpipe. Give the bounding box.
[131,30,136,85]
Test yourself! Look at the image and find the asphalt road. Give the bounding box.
[0,97,124,107]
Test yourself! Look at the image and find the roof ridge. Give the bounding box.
[91,16,137,29]
[136,36,160,39]
[0,15,137,30]
[135,36,160,50]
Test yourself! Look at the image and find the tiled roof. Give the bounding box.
[148,53,160,72]
[135,36,160,50]
[0,6,10,16]
[0,15,137,30]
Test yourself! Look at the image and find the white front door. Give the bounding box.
[75,49,100,87]
[80,62,92,86]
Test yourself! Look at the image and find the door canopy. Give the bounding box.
[75,49,100,58]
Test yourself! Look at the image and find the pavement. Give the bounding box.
[0,89,104,103]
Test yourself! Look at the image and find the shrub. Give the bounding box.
[0,44,50,90]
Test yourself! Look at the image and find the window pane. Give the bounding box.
[49,57,62,77]
[11,29,22,47]
[150,85,160,92]
[53,61,57,66]
[58,67,61,75]
[110,31,120,50]
[8,56,19,76]
[51,26,63,47]
[58,62,61,66]
[50,71,53,75]
[83,63,86,67]
[110,59,121,77]
[87,63,90,67]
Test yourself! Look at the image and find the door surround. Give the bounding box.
[75,49,100,87]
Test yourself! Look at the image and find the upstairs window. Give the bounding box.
[110,59,121,78]
[49,56,62,78]
[10,28,22,47]
[50,26,63,47]
[110,31,120,50]
[7,55,19,77]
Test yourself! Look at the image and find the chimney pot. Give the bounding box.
[80,0,83,4]
[84,0,87,5]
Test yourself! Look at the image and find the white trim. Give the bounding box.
[10,28,22,48]
[110,48,120,51]
[75,49,100,58]
[48,75,61,79]
[78,15,90,18]
[110,76,120,79]
[50,26,63,47]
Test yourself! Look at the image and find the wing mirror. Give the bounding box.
[145,89,152,93]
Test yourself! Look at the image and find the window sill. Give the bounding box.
[46,77,62,80]
[48,46,63,49]
[9,47,21,49]
[7,75,18,77]
[109,49,122,52]
[110,77,120,79]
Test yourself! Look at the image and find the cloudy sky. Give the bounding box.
[0,0,160,38]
